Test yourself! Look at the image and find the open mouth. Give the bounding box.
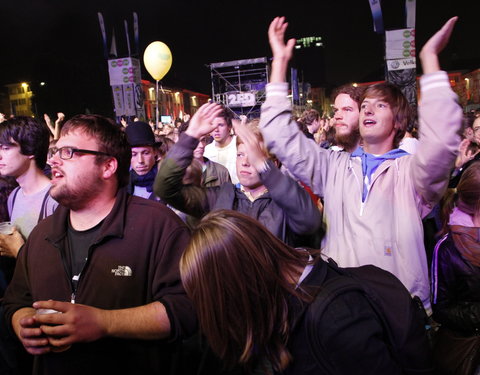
[363,119,376,127]
[51,169,64,179]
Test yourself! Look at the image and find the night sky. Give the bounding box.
[1,0,478,116]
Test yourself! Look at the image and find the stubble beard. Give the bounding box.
[50,174,103,211]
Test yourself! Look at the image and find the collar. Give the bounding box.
[46,188,128,246]
[239,184,269,202]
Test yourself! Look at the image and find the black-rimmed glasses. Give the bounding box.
[47,146,111,160]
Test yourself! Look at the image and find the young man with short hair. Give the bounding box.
[0,117,58,259]
[259,17,462,312]
[203,108,239,184]
[125,121,160,200]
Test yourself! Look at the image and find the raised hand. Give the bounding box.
[455,139,480,168]
[233,121,267,171]
[420,17,458,74]
[185,102,224,139]
[268,17,296,83]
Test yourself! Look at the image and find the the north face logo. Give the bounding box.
[111,266,133,276]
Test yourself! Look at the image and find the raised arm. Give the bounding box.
[234,120,322,235]
[155,103,224,216]
[412,17,462,213]
[268,16,296,83]
[260,17,332,196]
[419,17,457,74]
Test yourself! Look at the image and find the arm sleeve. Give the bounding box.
[154,224,197,340]
[2,242,33,336]
[432,241,480,332]
[411,71,462,216]
[316,291,403,375]
[260,160,322,235]
[259,83,331,197]
[154,133,211,218]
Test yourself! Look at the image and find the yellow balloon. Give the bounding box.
[143,41,172,81]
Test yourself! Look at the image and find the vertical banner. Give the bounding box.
[405,0,416,29]
[133,12,140,57]
[134,83,146,120]
[123,84,136,116]
[108,58,143,117]
[368,0,384,34]
[291,67,299,104]
[97,12,108,60]
[112,85,125,116]
[385,28,417,109]
[109,28,117,58]
[124,20,132,57]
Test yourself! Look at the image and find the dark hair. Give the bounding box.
[299,109,319,125]
[154,135,175,160]
[60,114,131,188]
[218,107,233,128]
[330,84,365,107]
[361,82,411,148]
[180,210,313,372]
[440,163,480,235]
[0,116,50,169]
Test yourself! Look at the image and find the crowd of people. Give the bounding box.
[0,15,479,375]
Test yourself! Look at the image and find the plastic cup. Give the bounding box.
[0,222,13,235]
[36,308,71,353]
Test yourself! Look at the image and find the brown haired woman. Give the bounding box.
[431,162,480,374]
[180,210,430,374]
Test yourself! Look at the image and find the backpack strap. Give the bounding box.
[7,187,21,217]
[37,187,52,222]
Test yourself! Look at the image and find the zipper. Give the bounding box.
[350,161,366,216]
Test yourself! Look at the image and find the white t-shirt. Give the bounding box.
[8,184,58,238]
[204,135,238,184]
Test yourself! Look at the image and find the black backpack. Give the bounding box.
[304,258,434,375]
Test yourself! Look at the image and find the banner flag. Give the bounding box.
[368,0,384,34]
[109,28,118,58]
[133,12,140,57]
[123,84,136,116]
[385,28,415,60]
[134,83,146,120]
[291,68,299,103]
[108,58,141,86]
[112,85,125,116]
[124,20,132,57]
[405,0,416,28]
[387,58,416,71]
[97,12,108,60]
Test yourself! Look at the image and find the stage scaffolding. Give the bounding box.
[209,57,269,119]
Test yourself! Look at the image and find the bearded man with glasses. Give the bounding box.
[3,114,195,374]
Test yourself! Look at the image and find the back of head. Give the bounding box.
[0,116,50,170]
[61,114,131,188]
[362,82,411,147]
[180,210,308,372]
[300,109,320,126]
[440,162,480,234]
